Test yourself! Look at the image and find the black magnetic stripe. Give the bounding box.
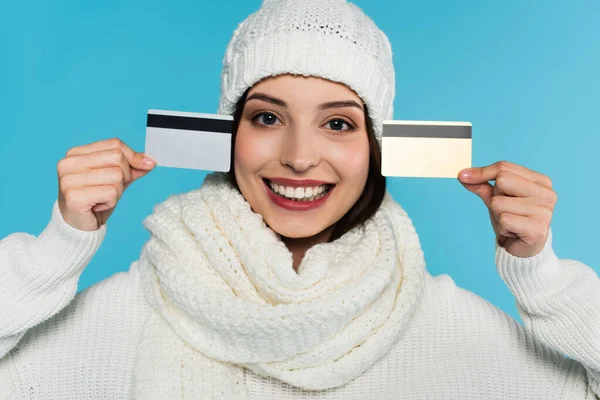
[147,113,233,134]
[383,124,471,139]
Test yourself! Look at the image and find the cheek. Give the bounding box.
[234,124,274,172]
[329,138,370,185]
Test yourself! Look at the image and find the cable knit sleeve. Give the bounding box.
[0,201,105,359]
[495,228,600,397]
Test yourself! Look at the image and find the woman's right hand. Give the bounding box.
[57,138,156,231]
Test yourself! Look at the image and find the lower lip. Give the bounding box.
[264,181,333,211]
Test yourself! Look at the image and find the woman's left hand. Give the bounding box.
[458,161,557,258]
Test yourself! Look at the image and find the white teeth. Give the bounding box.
[267,180,331,201]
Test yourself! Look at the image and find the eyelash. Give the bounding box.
[250,112,357,132]
[250,112,281,129]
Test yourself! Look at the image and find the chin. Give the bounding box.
[266,217,329,239]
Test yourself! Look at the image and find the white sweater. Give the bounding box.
[0,202,599,400]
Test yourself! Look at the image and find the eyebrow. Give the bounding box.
[246,92,364,111]
[318,100,363,111]
[246,93,287,107]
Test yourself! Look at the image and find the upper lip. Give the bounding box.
[264,177,334,187]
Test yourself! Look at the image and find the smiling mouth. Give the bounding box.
[263,179,334,202]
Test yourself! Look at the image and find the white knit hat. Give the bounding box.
[217,0,395,144]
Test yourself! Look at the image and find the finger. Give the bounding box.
[66,138,155,171]
[489,207,518,239]
[62,185,119,214]
[66,138,136,160]
[497,213,547,244]
[460,161,552,188]
[496,213,523,239]
[489,195,551,219]
[460,180,494,208]
[494,171,557,204]
[92,202,116,213]
[492,181,505,196]
[60,168,126,199]
[58,148,133,183]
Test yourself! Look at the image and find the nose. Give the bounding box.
[280,126,320,173]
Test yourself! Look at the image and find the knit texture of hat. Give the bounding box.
[217,0,395,143]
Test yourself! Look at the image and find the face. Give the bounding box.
[234,74,370,239]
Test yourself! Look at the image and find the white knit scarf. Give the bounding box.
[132,173,426,399]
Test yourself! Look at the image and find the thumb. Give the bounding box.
[127,153,156,185]
[131,168,153,182]
[131,152,156,170]
[460,181,493,208]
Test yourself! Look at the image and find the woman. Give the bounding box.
[0,0,598,399]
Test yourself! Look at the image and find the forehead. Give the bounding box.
[248,75,363,105]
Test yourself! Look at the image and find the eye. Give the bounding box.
[252,112,281,126]
[326,118,354,132]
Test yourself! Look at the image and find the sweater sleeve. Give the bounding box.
[495,228,600,397]
[0,201,105,359]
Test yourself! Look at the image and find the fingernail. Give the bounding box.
[459,169,472,179]
[142,157,156,168]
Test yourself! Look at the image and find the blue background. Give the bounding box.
[1,0,598,324]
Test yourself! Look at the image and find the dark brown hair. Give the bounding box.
[226,89,386,242]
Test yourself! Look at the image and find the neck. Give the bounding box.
[282,226,335,273]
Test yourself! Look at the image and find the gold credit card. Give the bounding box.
[381,120,472,178]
